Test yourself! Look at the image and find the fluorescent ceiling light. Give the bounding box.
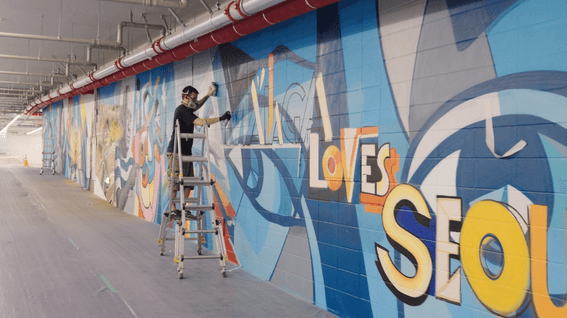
[27,127,42,135]
[0,114,21,134]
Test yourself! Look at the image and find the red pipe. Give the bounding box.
[191,36,218,52]
[211,26,242,44]
[27,0,339,115]
[171,42,198,60]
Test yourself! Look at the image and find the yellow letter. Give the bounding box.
[375,184,432,303]
[435,197,461,304]
[531,204,567,317]
[460,200,529,316]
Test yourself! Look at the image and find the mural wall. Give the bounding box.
[43,94,94,188]
[42,0,567,317]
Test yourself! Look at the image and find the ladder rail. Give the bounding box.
[158,120,181,255]
[195,126,207,258]
[175,119,186,268]
[203,124,228,269]
[40,126,55,175]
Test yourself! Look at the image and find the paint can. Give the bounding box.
[211,82,218,97]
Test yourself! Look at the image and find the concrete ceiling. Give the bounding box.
[0,0,215,126]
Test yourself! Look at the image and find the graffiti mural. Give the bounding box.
[42,95,93,187]
[43,0,567,317]
[41,102,61,172]
[129,65,174,222]
[95,82,123,201]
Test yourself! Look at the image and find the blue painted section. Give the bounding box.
[488,0,567,76]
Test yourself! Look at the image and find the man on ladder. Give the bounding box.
[161,84,231,279]
[166,84,230,203]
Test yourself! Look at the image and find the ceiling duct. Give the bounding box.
[27,0,339,114]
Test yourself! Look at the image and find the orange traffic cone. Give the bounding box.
[23,155,29,167]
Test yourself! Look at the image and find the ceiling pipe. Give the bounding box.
[101,0,189,9]
[0,88,42,93]
[87,45,126,60]
[199,0,214,14]
[85,20,167,60]
[0,80,57,87]
[0,31,96,45]
[27,0,339,114]
[0,54,95,66]
[117,21,167,47]
[0,94,35,99]
[0,97,29,101]
[0,92,35,96]
[168,8,186,27]
[0,106,28,111]
[0,70,67,78]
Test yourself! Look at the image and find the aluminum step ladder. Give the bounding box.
[40,132,55,175]
[157,120,228,279]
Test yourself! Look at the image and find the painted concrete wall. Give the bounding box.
[0,133,6,154]
[42,93,95,189]
[42,0,567,317]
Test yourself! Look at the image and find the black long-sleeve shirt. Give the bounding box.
[167,104,199,155]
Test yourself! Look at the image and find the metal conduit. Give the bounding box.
[0,32,95,45]
[0,88,42,93]
[0,96,30,99]
[0,70,67,78]
[0,54,95,66]
[101,0,189,9]
[0,94,34,100]
[0,94,34,98]
[0,80,54,87]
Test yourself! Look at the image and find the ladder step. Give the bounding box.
[182,204,214,211]
[178,177,213,186]
[184,229,216,234]
[179,133,206,139]
[172,197,199,204]
[43,152,55,154]
[181,155,208,162]
[183,255,222,260]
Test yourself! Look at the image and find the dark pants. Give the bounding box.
[167,153,194,192]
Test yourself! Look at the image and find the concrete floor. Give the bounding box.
[0,164,338,318]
